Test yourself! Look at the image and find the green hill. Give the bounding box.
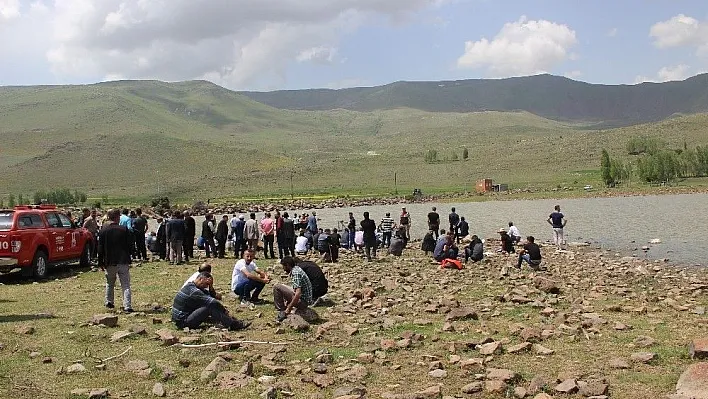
[241,74,708,127]
[0,80,707,202]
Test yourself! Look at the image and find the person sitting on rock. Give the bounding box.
[498,228,515,254]
[516,236,542,270]
[289,256,329,305]
[433,230,458,262]
[172,271,250,331]
[388,228,407,256]
[183,263,221,299]
[508,222,522,244]
[464,235,484,263]
[274,257,318,323]
[295,229,309,255]
[231,249,271,305]
[421,230,436,255]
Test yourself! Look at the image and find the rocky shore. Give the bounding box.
[2,240,706,398]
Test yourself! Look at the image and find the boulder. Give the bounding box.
[110,330,134,342]
[151,382,166,397]
[461,382,483,394]
[479,341,502,355]
[631,352,657,363]
[534,277,561,294]
[91,314,118,328]
[689,339,708,360]
[66,363,87,374]
[201,356,229,381]
[675,362,708,399]
[155,329,178,346]
[486,368,520,382]
[555,379,578,394]
[445,307,478,322]
[285,314,310,332]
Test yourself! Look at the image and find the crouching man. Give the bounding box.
[273,256,319,322]
[172,272,250,331]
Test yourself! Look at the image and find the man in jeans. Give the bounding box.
[347,212,356,250]
[547,205,567,249]
[82,208,99,261]
[273,256,317,322]
[231,249,270,305]
[379,212,396,248]
[167,210,186,265]
[98,208,133,312]
[517,236,543,270]
[260,212,276,259]
[172,272,250,331]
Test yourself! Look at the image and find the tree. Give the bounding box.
[424,149,438,164]
[450,151,459,161]
[17,194,24,205]
[8,194,15,207]
[601,149,613,187]
[462,147,469,161]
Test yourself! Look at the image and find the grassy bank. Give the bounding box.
[0,243,705,398]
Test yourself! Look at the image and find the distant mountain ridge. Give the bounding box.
[240,73,708,127]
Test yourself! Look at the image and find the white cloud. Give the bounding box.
[456,16,577,77]
[296,46,338,64]
[564,70,582,79]
[634,64,692,84]
[607,27,618,37]
[650,14,708,55]
[0,0,20,20]
[1,0,443,89]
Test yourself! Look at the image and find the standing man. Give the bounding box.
[98,209,133,312]
[380,212,396,248]
[82,209,99,261]
[347,212,356,250]
[282,212,296,257]
[399,207,411,241]
[133,208,148,261]
[244,213,259,252]
[156,216,167,260]
[260,212,276,259]
[457,216,469,243]
[547,205,567,249]
[168,211,186,265]
[360,212,377,262]
[183,210,196,262]
[448,207,460,241]
[428,207,440,239]
[231,249,270,305]
[307,211,318,235]
[215,215,229,259]
[275,211,286,259]
[274,257,317,322]
[201,213,217,258]
[232,215,246,258]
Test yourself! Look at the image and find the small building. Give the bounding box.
[492,183,508,192]
[476,179,493,193]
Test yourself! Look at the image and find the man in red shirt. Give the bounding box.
[260,212,276,259]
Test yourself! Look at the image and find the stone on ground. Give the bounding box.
[689,339,708,360]
[674,362,708,399]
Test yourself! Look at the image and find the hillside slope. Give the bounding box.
[1,80,707,201]
[241,74,708,126]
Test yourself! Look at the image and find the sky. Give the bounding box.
[1,0,707,91]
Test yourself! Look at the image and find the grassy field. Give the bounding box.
[0,244,705,398]
[1,80,708,202]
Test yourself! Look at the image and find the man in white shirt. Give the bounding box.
[508,222,522,244]
[295,229,309,255]
[231,249,270,305]
[183,263,221,299]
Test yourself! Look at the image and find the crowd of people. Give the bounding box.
[93,203,568,330]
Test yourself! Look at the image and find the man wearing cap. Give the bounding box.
[399,207,411,241]
[498,228,515,254]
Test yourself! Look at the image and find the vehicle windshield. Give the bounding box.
[0,212,13,230]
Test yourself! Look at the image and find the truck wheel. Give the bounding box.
[32,250,49,279]
[79,244,90,268]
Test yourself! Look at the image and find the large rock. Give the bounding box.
[534,277,560,294]
[690,339,708,360]
[445,307,478,321]
[214,371,253,390]
[461,382,483,394]
[110,330,134,342]
[675,362,708,399]
[201,356,229,381]
[486,368,520,382]
[285,314,310,332]
[555,379,578,394]
[479,341,502,355]
[66,363,87,374]
[155,329,178,346]
[152,382,166,397]
[92,314,118,328]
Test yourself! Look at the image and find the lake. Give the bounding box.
[149,193,708,266]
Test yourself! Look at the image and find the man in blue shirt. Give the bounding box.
[433,230,458,262]
[307,211,318,235]
[547,205,567,249]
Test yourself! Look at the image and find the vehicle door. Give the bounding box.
[16,213,45,266]
[0,211,15,261]
[44,212,65,260]
[57,213,81,258]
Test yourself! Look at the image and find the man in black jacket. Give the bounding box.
[156,216,167,260]
[360,212,377,262]
[281,212,296,257]
[98,208,133,312]
[201,213,217,258]
[132,208,148,261]
[168,211,186,265]
[215,215,229,259]
[183,210,196,262]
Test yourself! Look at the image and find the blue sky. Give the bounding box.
[0,0,707,90]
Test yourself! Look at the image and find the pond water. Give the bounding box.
[150,193,708,266]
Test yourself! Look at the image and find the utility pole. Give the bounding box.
[157,169,160,195]
[394,172,398,195]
